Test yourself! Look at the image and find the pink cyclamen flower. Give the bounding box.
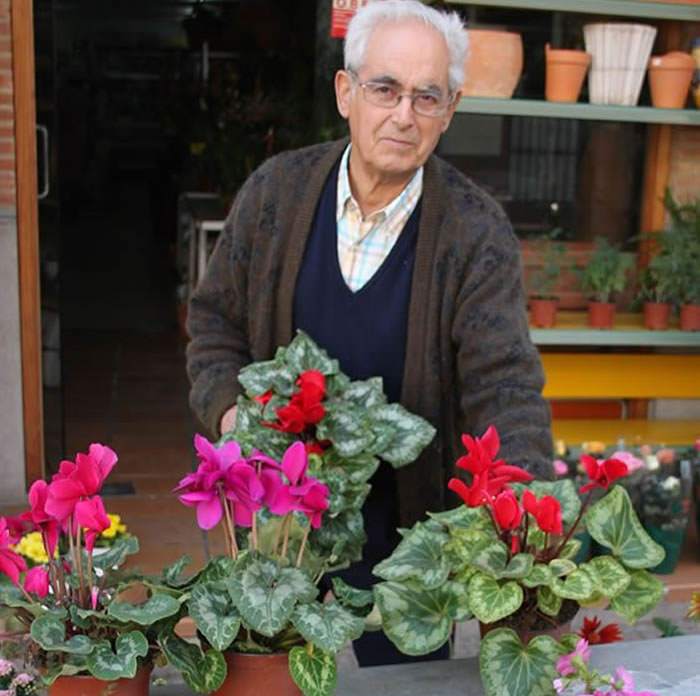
[74,495,111,552]
[91,586,100,610]
[0,518,28,586]
[610,451,645,474]
[46,443,117,521]
[610,666,659,696]
[556,638,591,677]
[553,459,569,477]
[223,461,266,527]
[23,566,49,598]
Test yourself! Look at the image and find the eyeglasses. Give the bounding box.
[348,72,454,118]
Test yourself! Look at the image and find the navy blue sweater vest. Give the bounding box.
[293,160,420,404]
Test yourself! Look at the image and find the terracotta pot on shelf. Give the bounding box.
[462,28,523,98]
[680,303,700,331]
[545,44,591,103]
[643,301,671,330]
[648,51,694,109]
[213,652,300,696]
[49,665,151,696]
[530,298,558,328]
[587,301,616,329]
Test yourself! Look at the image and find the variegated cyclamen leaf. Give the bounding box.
[342,377,387,409]
[85,632,148,680]
[291,601,364,653]
[284,330,339,376]
[0,585,45,617]
[237,358,296,397]
[445,580,472,621]
[162,554,195,588]
[316,402,374,458]
[41,662,86,686]
[580,556,631,598]
[365,403,436,467]
[536,586,562,617]
[522,564,553,589]
[523,479,581,526]
[310,508,365,566]
[550,568,594,601]
[322,450,380,485]
[331,577,373,610]
[158,632,226,693]
[374,580,455,656]
[289,645,336,696]
[92,535,139,571]
[585,485,665,569]
[108,592,181,625]
[372,521,449,589]
[480,629,565,696]
[30,614,93,655]
[467,573,523,624]
[428,504,493,532]
[559,539,583,561]
[233,555,317,637]
[609,569,665,624]
[500,553,534,580]
[470,540,508,578]
[549,559,576,577]
[188,581,241,652]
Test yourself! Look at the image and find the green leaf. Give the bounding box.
[342,377,387,409]
[585,486,665,569]
[41,662,86,686]
[480,628,565,696]
[108,593,181,625]
[365,403,435,467]
[467,573,523,624]
[92,535,139,571]
[158,632,226,693]
[559,539,583,561]
[372,522,449,589]
[198,556,237,583]
[374,579,455,656]
[310,509,365,567]
[653,617,684,638]
[189,581,241,652]
[522,564,553,589]
[536,586,562,617]
[445,580,473,622]
[291,601,364,653]
[322,450,379,485]
[550,569,594,601]
[30,614,94,655]
[331,578,373,610]
[229,554,317,637]
[470,540,508,578]
[85,632,148,680]
[609,569,665,624]
[500,554,534,580]
[0,585,45,617]
[237,358,296,397]
[524,480,581,527]
[549,559,576,577]
[428,504,492,531]
[580,556,631,598]
[162,555,195,588]
[316,402,374,458]
[289,646,337,696]
[284,330,338,376]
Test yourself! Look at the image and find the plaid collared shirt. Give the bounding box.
[336,145,423,292]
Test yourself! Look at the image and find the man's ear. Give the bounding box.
[441,89,461,133]
[335,70,353,119]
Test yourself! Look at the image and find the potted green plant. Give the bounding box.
[636,263,674,330]
[578,237,633,329]
[371,426,665,696]
[164,331,435,696]
[527,230,568,328]
[0,445,178,696]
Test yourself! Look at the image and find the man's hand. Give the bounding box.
[219,405,237,435]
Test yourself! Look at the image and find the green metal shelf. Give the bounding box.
[449,0,700,21]
[455,97,700,125]
[531,327,700,347]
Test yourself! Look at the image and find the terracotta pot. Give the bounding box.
[643,302,671,330]
[213,652,300,696]
[49,665,151,696]
[545,44,591,103]
[530,298,558,328]
[648,52,694,109]
[680,303,700,331]
[588,301,616,329]
[462,29,523,98]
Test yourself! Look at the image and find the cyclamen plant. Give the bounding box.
[0,445,182,687]
[372,426,666,696]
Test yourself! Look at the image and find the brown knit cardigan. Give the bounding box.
[186,138,553,526]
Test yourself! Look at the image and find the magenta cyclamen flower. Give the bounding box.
[74,495,111,552]
[24,566,50,598]
[556,638,591,677]
[0,518,27,586]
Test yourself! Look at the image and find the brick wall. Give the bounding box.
[0,0,14,211]
[668,127,700,204]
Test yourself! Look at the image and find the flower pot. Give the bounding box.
[462,29,523,98]
[545,44,591,103]
[49,665,151,696]
[680,303,700,331]
[587,301,616,329]
[648,52,694,109]
[530,298,558,328]
[646,524,684,574]
[584,23,657,105]
[643,302,671,330]
[213,652,300,696]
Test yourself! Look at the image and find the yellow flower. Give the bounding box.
[582,441,606,455]
[100,513,128,540]
[13,532,51,564]
[688,592,700,621]
[554,439,568,457]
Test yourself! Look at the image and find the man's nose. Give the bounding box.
[391,94,416,127]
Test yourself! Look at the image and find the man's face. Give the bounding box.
[335,20,459,181]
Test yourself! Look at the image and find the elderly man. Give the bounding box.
[187,0,552,665]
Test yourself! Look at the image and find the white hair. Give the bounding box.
[344,0,468,93]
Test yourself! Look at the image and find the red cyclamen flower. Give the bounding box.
[492,489,523,531]
[522,490,563,535]
[578,616,623,644]
[0,518,27,586]
[579,455,628,494]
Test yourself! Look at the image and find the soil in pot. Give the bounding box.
[49,665,152,696]
[588,301,616,329]
[648,52,694,109]
[530,298,558,328]
[545,44,591,103]
[213,652,301,696]
[643,302,671,330]
[680,304,700,331]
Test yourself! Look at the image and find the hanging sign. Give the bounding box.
[330,0,369,39]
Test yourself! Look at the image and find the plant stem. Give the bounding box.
[553,490,593,559]
[75,524,87,607]
[229,501,239,557]
[19,584,36,604]
[220,488,237,559]
[296,526,310,568]
[251,510,258,552]
[281,516,291,560]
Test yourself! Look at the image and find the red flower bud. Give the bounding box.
[492,489,523,531]
[522,490,563,535]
